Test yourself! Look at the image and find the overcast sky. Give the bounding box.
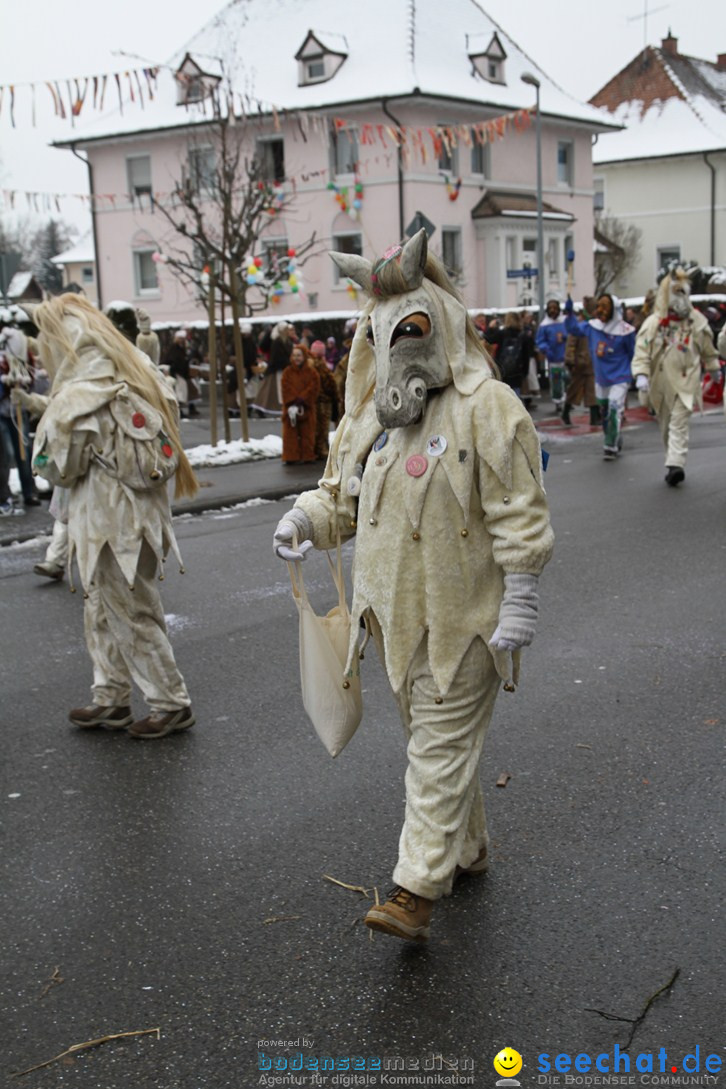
[1,0,724,237]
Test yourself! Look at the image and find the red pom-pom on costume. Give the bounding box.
[132,412,146,428]
[162,443,173,458]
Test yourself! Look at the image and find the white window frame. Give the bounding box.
[127,154,153,209]
[557,141,574,187]
[330,125,359,177]
[260,237,289,280]
[438,127,460,175]
[441,228,463,280]
[470,141,490,178]
[256,137,285,184]
[81,266,94,283]
[188,145,217,194]
[657,244,681,273]
[593,177,605,212]
[133,249,159,296]
[332,231,363,285]
[505,236,517,272]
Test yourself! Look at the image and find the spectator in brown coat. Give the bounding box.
[309,340,339,460]
[281,346,320,464]
[562,296,600,426]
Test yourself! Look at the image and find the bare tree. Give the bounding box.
[154,110,320,441]
[594,214,642,296]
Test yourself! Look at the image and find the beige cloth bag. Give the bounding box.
[288,537,363,757]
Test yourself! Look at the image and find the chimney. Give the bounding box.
[717,53,726,71]
[662,30,678,56]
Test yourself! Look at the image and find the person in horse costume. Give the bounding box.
[274,231,554,943]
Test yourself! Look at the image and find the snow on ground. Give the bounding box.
[184,434,282,468]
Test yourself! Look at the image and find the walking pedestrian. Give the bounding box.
[485,311,531,397]
[564,293,636,460]
[561,297,600,426]
[0,327,42,507]
[30,294,198,739]
[309,340,339,460]
[631,269,719,486]
[274,231,553,943]
[281,345,320,464]
[535,298,568,412]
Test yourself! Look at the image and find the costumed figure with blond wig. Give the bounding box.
[30,295,198,739]
[632,268,719,486]
[273,232,554,943]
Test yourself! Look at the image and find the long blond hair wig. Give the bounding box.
[34,294,197,499]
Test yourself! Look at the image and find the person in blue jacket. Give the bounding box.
[564,293,635,460]
[535,298,569,412]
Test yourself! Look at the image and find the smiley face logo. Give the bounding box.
[493,1048,523,1078]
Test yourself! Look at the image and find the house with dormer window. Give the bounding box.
[589,32,726,296]
[55,0,615,322]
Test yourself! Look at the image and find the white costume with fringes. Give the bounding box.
[295,305,553,899]
[33,329,190,713]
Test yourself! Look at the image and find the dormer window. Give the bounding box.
[175,53,223,107]
[468,31,507,85]
[295,30,348,86]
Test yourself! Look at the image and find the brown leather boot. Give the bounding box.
[364,886,433,943]
[68,705,133,729]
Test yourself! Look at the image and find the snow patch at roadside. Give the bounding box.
[185,434,282,468]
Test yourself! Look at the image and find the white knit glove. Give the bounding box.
[273,508,314,562]
[489,573,539,651]
[636,375,649,392]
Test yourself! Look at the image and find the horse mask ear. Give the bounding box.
[329,251,373,292]
[399,228,428,289]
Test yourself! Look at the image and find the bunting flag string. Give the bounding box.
[0,66,159,127]
[0,58,530,154]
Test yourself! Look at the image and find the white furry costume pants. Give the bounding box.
[390,634,500,901]
[84,541,190,712]
[658,396,691,468]
[45,519,68,567]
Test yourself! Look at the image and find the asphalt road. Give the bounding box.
[2,407,724,1088]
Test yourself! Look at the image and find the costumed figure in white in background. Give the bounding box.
[31,295,198,739]
[632,268,720,486]
[135,309,161,366]
[273,231,554,943]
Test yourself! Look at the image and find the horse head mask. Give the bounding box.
[330,230,488,428]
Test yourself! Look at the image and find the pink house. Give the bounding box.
[57,0,615,323]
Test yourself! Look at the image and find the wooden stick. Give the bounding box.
[12,1027,160,1078]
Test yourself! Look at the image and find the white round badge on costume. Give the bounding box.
[373,432,388,452]
[426,434,447,457]
[346,476,361,497]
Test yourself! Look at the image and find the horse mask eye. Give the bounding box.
[390,313,431,345]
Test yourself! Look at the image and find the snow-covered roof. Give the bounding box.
[7,271,35,298]
[593,46,726,163]
[50,233,95,267]
[57,0,616,146]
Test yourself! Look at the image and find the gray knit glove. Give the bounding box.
[273,508,314,562]
[489,573,539,651]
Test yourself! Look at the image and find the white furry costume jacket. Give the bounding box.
[32,338,182,591]
[632,309,718,414]
[295,321,554,697]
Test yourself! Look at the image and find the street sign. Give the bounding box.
[507,268,539,279]
[405,211,436,239]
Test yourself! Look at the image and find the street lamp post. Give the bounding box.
[521,73,544,320]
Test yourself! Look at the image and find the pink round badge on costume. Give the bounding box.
[132,412,146,428]
[406,454,428,478]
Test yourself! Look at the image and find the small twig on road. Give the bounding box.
[323,874,373,898]
[262,914,302,925]
[12,1027,161,1077]
[38,966,63,1000]
[585,967,680,1049]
